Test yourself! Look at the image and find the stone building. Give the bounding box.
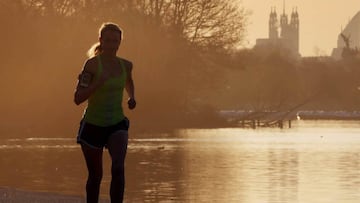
[255,5,300,58]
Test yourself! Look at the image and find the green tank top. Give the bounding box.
[83,55,127,127]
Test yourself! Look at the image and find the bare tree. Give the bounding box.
[180,0,247,49]
[133,0,247,49]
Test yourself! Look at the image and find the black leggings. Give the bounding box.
[81,132,128,203]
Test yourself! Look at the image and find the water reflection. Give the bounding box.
[266,149,298,203]
[338,152,360,202]
[0,120,360,202]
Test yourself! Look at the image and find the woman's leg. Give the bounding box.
[81,144,104,203]
[107,132,128,203]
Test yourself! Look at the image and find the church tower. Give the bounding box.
[269,7,279,39]
[280,1,289,39]
[279,0,300,55]
[290,8,300,53]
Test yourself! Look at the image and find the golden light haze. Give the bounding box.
[1,1,360,138]
[242,0,359,56]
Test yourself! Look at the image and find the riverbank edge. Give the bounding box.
[0,187,109,203]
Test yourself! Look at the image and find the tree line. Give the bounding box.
[219,46,360,113]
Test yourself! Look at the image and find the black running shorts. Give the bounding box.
[77,117,129,149]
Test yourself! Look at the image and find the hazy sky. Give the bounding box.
[241,0,359,56]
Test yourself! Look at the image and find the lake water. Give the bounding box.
[1,120,360,203]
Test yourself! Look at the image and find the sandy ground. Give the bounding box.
[0,187,109,203]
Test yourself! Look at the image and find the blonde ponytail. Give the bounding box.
[87,42,102,58]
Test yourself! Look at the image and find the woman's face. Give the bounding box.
[100,30,121,54]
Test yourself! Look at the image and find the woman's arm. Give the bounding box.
[74,59,108,105]
[124,60,136,109]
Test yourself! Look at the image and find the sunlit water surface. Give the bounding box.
[1,120,360,203]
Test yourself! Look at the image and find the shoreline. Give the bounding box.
[0,187,109,203]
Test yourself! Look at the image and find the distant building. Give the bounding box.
[255,6,300,58]
[331,11,360,60]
